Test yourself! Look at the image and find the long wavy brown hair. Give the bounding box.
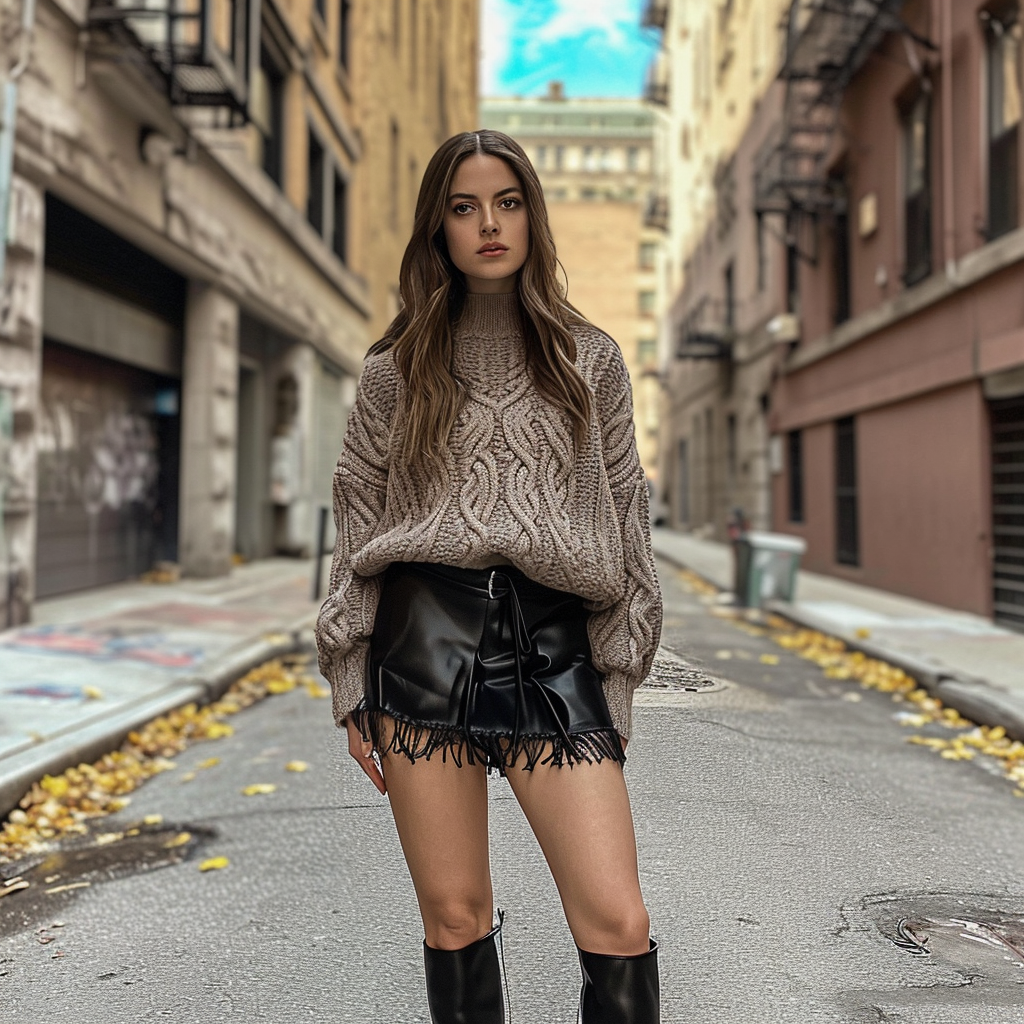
[370,130,593,474]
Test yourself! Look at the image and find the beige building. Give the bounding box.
[646,0,792,535]
[0,0,477,625]
[481,85,664,478]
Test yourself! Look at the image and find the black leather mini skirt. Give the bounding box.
[354,561,625,772]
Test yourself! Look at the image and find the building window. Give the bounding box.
[639,242,657,269]
[338,0,351,70]
[788,429,804,523]
[537,145,547,169]
[581,187,598,200]
[307,129,325,234]
[986,3,1022,239]
[835,416,859,566]
[627,146,639,171]
[756,214,766,292]
[638,290,656,316]
[583,146,594,171]
[726,413,737,483]
[254,46,285,187]
[332,170,348,263]
[831,188,852,324]
[389,120,399,231]
[902,91,932,285]
[555,145,565,170]
[638,338,657,366]
[723,262,735,331]
[786,215,800,315]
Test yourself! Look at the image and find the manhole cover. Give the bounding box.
[641,647,725,692]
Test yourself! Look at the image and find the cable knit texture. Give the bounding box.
[315,292,663,739]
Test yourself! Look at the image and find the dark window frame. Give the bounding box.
[835,416,860,566]
[901,89,933,286]
[256,43,286,187]
[985,2,1022,239]
[307,128,326,235]
[338,0,352,70]
[788,429,804,523]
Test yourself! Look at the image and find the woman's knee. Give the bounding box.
[573,899,651,955]
[421,894,495,950]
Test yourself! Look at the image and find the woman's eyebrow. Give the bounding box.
[448,187,523,201]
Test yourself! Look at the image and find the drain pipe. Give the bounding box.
[0,0,38,290]
[940,0,956,280]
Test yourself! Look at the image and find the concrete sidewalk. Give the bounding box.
[0,557,324,817]
[652,527,1024,738]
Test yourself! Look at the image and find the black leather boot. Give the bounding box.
[423,914,507,1024]
[577,940,660,1024]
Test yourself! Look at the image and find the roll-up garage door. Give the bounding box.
[35,342,180,597]
[991,396,1024,632]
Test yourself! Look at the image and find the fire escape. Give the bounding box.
[755,0,931,225]
[87,0,260,125]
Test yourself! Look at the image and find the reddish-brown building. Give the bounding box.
[655,0,1024,629]
[757,0,1023,630]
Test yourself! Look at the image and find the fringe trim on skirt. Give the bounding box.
[351,702,626,774]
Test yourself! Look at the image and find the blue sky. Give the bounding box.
[481,0,660,99]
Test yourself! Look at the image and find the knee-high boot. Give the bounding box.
[577,940,660,1024]
[423,915,507,1024]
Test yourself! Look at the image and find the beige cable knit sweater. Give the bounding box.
[315,292,662,738]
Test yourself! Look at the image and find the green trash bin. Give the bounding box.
[733,531,807,608]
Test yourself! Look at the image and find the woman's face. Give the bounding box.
[443,153,530,294]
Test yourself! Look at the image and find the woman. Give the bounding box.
[316,129,663,1024]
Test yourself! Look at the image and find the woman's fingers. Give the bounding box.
[346,717,387,795]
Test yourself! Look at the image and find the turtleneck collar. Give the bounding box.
[455,291,523,340]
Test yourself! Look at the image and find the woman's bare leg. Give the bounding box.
[505,754,650,956]
[378,720,494,951]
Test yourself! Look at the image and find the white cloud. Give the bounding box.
[532,0,639,50]
[481,0,519,97]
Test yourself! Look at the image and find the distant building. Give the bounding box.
[0,0,477,626]
[481,84,666,479]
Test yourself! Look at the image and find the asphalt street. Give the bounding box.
[2,560,1024,1023]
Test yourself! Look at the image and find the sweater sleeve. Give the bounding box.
[315,354,396,728]
[586,342,663,739]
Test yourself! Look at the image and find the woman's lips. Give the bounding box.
[478,246,508,257]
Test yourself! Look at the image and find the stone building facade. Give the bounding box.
[481,86,665,478]
[644,0,793,536]
[0,0,477,625]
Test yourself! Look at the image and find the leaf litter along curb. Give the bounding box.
[0,656,327,864]
[675,568,1024,798]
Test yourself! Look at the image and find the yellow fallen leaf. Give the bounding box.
[854,628,871,640]
[204,722,234,740]
[285,761,309,772]
[197,757,221,770]
[241,783,277,796]
[143,814,164,825]
[759,654,780,665]
[199,856,229,872]
[714,650,733,660]
[305,681,330,699]
[83,686,104,700]
[163,831,192,848]
[266,678,296,694]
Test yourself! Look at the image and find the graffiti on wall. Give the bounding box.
[37,401,159,515]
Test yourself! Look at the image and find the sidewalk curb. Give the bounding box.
[0,615,318,821]
[653,547,1024,743]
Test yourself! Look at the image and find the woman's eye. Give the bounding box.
[499,198,520,209]
[452,203,473,214]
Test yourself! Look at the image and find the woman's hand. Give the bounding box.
[346,716,387,795]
